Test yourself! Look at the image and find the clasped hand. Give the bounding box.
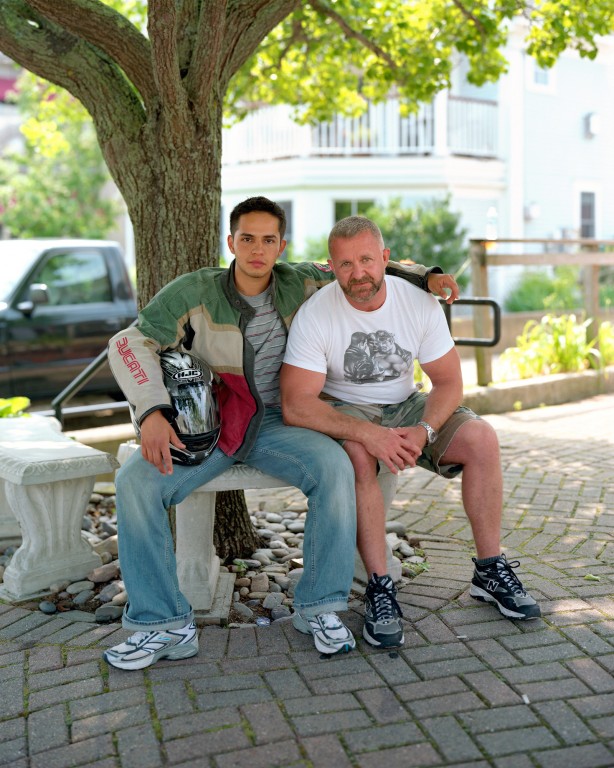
[367,424,425,474]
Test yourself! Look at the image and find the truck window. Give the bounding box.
[32,250,113,305]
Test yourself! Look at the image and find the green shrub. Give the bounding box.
[504,267,581,312]
[597,321,614,367]
[365,197,470,289]
[0,397,31,417]
[497,314,598,380]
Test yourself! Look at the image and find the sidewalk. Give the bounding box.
[1,393,614,768]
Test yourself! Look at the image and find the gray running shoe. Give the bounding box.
[363,573,405,648]
[293,611,356,654]
[470,554,541,620]
[103,621,198,670]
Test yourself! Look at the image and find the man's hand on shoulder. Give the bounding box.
[140,410,185,475]
[427,272,459,304]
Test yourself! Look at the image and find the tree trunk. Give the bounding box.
[105,96,259,560]
[214,490,263,562]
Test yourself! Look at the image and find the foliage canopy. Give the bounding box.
[0,73,118,239]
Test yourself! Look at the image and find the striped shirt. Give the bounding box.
[242,288,286,405]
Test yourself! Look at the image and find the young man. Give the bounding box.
[104,197,457,670]
[281,215,541,650]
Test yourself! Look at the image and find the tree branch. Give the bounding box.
[185,0,228,113]
[0,1,145,153]
[309,0,400,73]
[176,0,201,77]
[220,0,299,84]
[450,0,488,36]
[148,0,189,120]
[22,0,157,109]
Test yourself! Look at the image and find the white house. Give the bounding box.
[221,25,614,301]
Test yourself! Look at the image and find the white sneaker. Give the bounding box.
[103,621,198,670]
[292,611,356,654]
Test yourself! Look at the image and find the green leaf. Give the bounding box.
[0,397,31,417]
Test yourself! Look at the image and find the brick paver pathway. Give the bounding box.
[1,394,613,767]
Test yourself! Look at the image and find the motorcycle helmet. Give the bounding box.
[157,350,221,465]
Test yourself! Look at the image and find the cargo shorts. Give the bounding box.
[328,390,480,479]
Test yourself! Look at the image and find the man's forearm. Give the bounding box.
[420,381,464,432]
[282,395,377,445]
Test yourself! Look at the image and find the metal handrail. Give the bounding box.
[50,319,137,425]
[48,299,500,426]
[438,297,501,347]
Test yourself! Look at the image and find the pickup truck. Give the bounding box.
[0,239,137,399]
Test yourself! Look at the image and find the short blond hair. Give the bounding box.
[328,216,384,254]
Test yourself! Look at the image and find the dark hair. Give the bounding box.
[229,196,287,239]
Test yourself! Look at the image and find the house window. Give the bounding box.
[277,201,293,245]
[580,192,596,238]
[526,59,556,94]
[334,200,375,221]
[534,65,550,87]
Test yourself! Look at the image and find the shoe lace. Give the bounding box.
[126,631,150,647]
[368,576,403,621]
[496,557,526,596]
[317,613,342,630]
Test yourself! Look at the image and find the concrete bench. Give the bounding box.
[0,415,119,601]
[118,442,400,612]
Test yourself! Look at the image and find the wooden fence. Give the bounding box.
[469,238,614,386]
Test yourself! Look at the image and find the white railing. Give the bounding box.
[222,96,497,164]
[447,96,498,157]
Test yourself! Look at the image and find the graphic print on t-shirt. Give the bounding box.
[343,329,413,384]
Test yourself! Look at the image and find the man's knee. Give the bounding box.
[343,440,378,479]
[445,419,500,464]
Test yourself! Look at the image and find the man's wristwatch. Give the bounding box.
[417,420,438,445]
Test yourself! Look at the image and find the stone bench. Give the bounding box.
[0,415,119,601]
[118,442,400,612]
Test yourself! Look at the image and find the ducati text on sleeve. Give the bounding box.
[115,337,150,385]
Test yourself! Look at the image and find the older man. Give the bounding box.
[281,215,540,649]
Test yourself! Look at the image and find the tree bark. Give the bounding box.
[214,490,263,562]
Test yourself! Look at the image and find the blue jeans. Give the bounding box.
[115,407,357,630]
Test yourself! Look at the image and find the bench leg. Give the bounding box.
[354,468,402,585]
[175,491,220,612]
[0,478,102,600]
[0,481,21,542]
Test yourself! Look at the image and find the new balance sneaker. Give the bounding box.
[363,573,404,648]
[292,611,356,655]
[103,621,199,670]
[470,554,541,620]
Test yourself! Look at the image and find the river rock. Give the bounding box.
[263,592,284,609]
[73,589,95,605]
[271,606,292,620]
[386,521,407,535]
[233,602,254,619]
[265,512,283,523]
[286,521,305,533]
[88,562,121,583]
[250,573,270,592]
[95,604,124,623]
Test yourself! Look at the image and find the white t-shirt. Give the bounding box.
[284,276,454,404]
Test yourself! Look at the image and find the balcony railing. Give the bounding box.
[222,95,498,164]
